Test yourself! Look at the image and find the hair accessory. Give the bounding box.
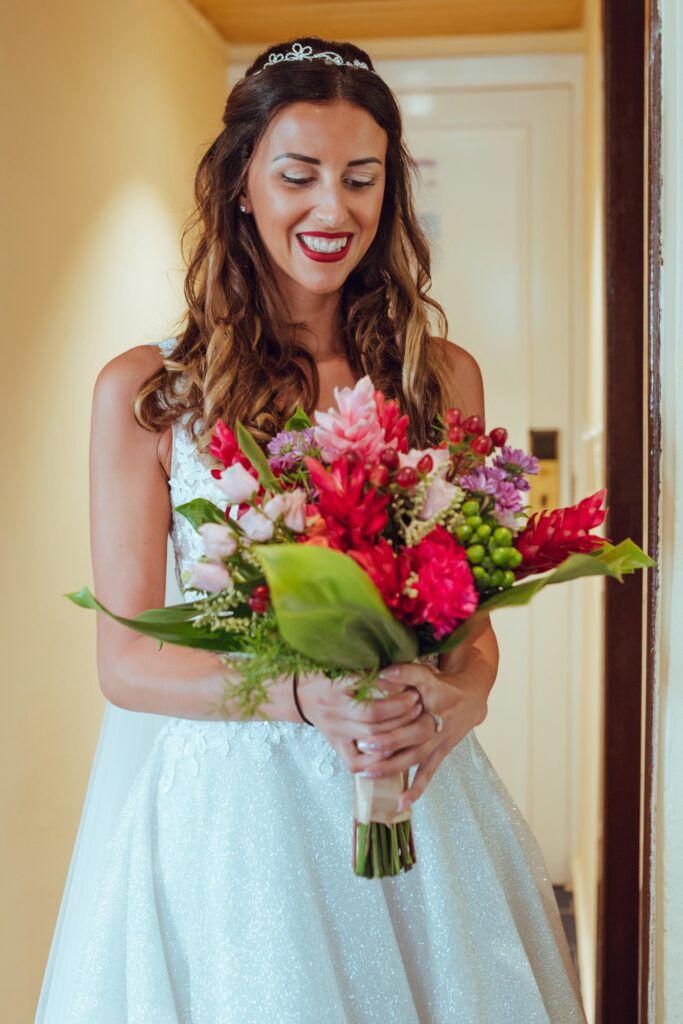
[252,41,375,77]
[292,671,314,726]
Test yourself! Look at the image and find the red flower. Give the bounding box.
[400,526,479,640]
[208,420,255,478]
[304,455,389,550]
[374,391,409,455]
[348,538,412,611]
[515,488,609,578]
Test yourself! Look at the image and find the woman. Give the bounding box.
[37,35,587,1023]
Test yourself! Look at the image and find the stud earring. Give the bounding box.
[239,204,247,213]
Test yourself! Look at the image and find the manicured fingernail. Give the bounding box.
[356,740,380,751]
[379,667,400,679]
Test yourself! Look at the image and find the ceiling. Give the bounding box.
[186,0,585,45]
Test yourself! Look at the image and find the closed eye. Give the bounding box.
[281,175,375,189]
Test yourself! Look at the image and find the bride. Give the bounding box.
[36,34,587,1023]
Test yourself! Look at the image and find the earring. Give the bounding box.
[239,204,247,213]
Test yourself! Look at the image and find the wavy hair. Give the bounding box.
[134,35,457,456]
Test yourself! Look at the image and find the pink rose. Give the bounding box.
[419,477,460,520]
[198,522,238,559]
[239,507,274,541]
[215,463,259,504]
[187,560,232,593]
[262,490,307,533]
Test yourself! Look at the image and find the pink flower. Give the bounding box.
[400,526,478,640]
[238,507,274,542]
[215,463,260,504]
[198,523,237,559]
[187,560,232,593]
[419,476,460,520]
[262,489,308,533]
[313,376,386,464]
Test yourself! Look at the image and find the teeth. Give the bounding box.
[300,234,349,253]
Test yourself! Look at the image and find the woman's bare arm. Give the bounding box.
[89,344,303,722]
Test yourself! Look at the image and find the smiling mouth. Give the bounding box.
[296,233,353,262]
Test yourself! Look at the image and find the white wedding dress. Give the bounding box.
[36,338,587,1023]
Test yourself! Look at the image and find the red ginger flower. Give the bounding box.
[515,488,609,579]
[304,455,390,550]
[347,538,413,612]
[209,420,256,478]
[399,526,479,640]
[374,390,409,455]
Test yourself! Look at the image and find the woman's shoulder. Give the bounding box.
[94,342,166,400]
[431,336,485,421]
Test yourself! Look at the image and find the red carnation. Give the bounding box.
[374,390,409,455]
[515,488,609,579]
[400,526,479,640]
[209,419,255,478]
[304,455,390,550]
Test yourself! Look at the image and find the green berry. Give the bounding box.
[476,523,492,541]
[466,544,486,564]
[456,524,473,543]
[471,565,488,583]
[462,500,479,518]
[493,527,513,547]
[491,547,510,567]
[465,515,482,529]
[502,570,516,588]
[490,569,505,588]
[507,548,523,569]
[481,557,494,572]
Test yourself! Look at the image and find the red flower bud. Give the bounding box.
[447,425,465,444]
[489,427,508,448]
[463,415,484,436]
[251,585,269,601]
[471,435,493,456]
[417,454,433,473]
[248,595,269,614]
[369,464,390,487]
[396,466,419,488]
[379,447,400,470]
[445,408,462,427]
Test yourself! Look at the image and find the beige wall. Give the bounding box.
[1,0,227,1017]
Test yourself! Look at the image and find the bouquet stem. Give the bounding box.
[352,771,416,877]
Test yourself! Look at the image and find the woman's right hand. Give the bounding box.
[295,670,424,774]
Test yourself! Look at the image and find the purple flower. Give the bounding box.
[460,466,507,496]
[460,465,525,528]
[267,428,316,471]
[493,445,539,478]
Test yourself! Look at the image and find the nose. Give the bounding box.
[312,180,348,229]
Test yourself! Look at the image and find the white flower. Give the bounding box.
[239,507,274,541]
[187,560,232,593]
[262,489,307,533]
[419,477,460,520]
[215,463,259,503]
[198,522,238,559]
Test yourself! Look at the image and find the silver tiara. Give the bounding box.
[252,42,374,77]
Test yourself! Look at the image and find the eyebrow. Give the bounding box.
[272,153,383,167]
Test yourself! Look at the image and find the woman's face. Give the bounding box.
[241,99,388,303]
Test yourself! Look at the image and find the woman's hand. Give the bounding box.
[351,661,490,812]
[295,670,425,775]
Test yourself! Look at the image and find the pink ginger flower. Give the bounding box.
[313,376,386,464]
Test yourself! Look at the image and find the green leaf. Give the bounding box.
[429,537,655,654]
[64,586,250,652]
[284,406,312,431]
[174,498,229,531]
[251,543,418,670]
[235,420,283,493]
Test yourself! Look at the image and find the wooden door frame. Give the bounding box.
[599,1,661,1022]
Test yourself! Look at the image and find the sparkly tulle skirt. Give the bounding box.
[64,716,586,1024]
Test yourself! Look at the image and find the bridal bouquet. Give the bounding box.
[68,377,653,878]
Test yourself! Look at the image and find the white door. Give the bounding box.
[380,55,584,882]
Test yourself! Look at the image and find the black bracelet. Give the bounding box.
[292,671,314,726]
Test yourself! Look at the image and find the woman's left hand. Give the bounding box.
[353,661,489,812]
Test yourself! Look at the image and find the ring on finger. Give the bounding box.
[425,708,443,733]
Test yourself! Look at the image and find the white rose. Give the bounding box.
[262,494,286,520]
[215,463,259,503]
[263,490,307,533]
[419,477,460,520]
[198,522,238,559]
[239,507,274,541]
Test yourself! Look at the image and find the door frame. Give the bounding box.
[599,1,660,1022]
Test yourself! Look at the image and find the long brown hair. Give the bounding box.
[135,35,456,454]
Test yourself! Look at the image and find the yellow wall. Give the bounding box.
[571,1,605,1020]
[0,0,227,1017]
